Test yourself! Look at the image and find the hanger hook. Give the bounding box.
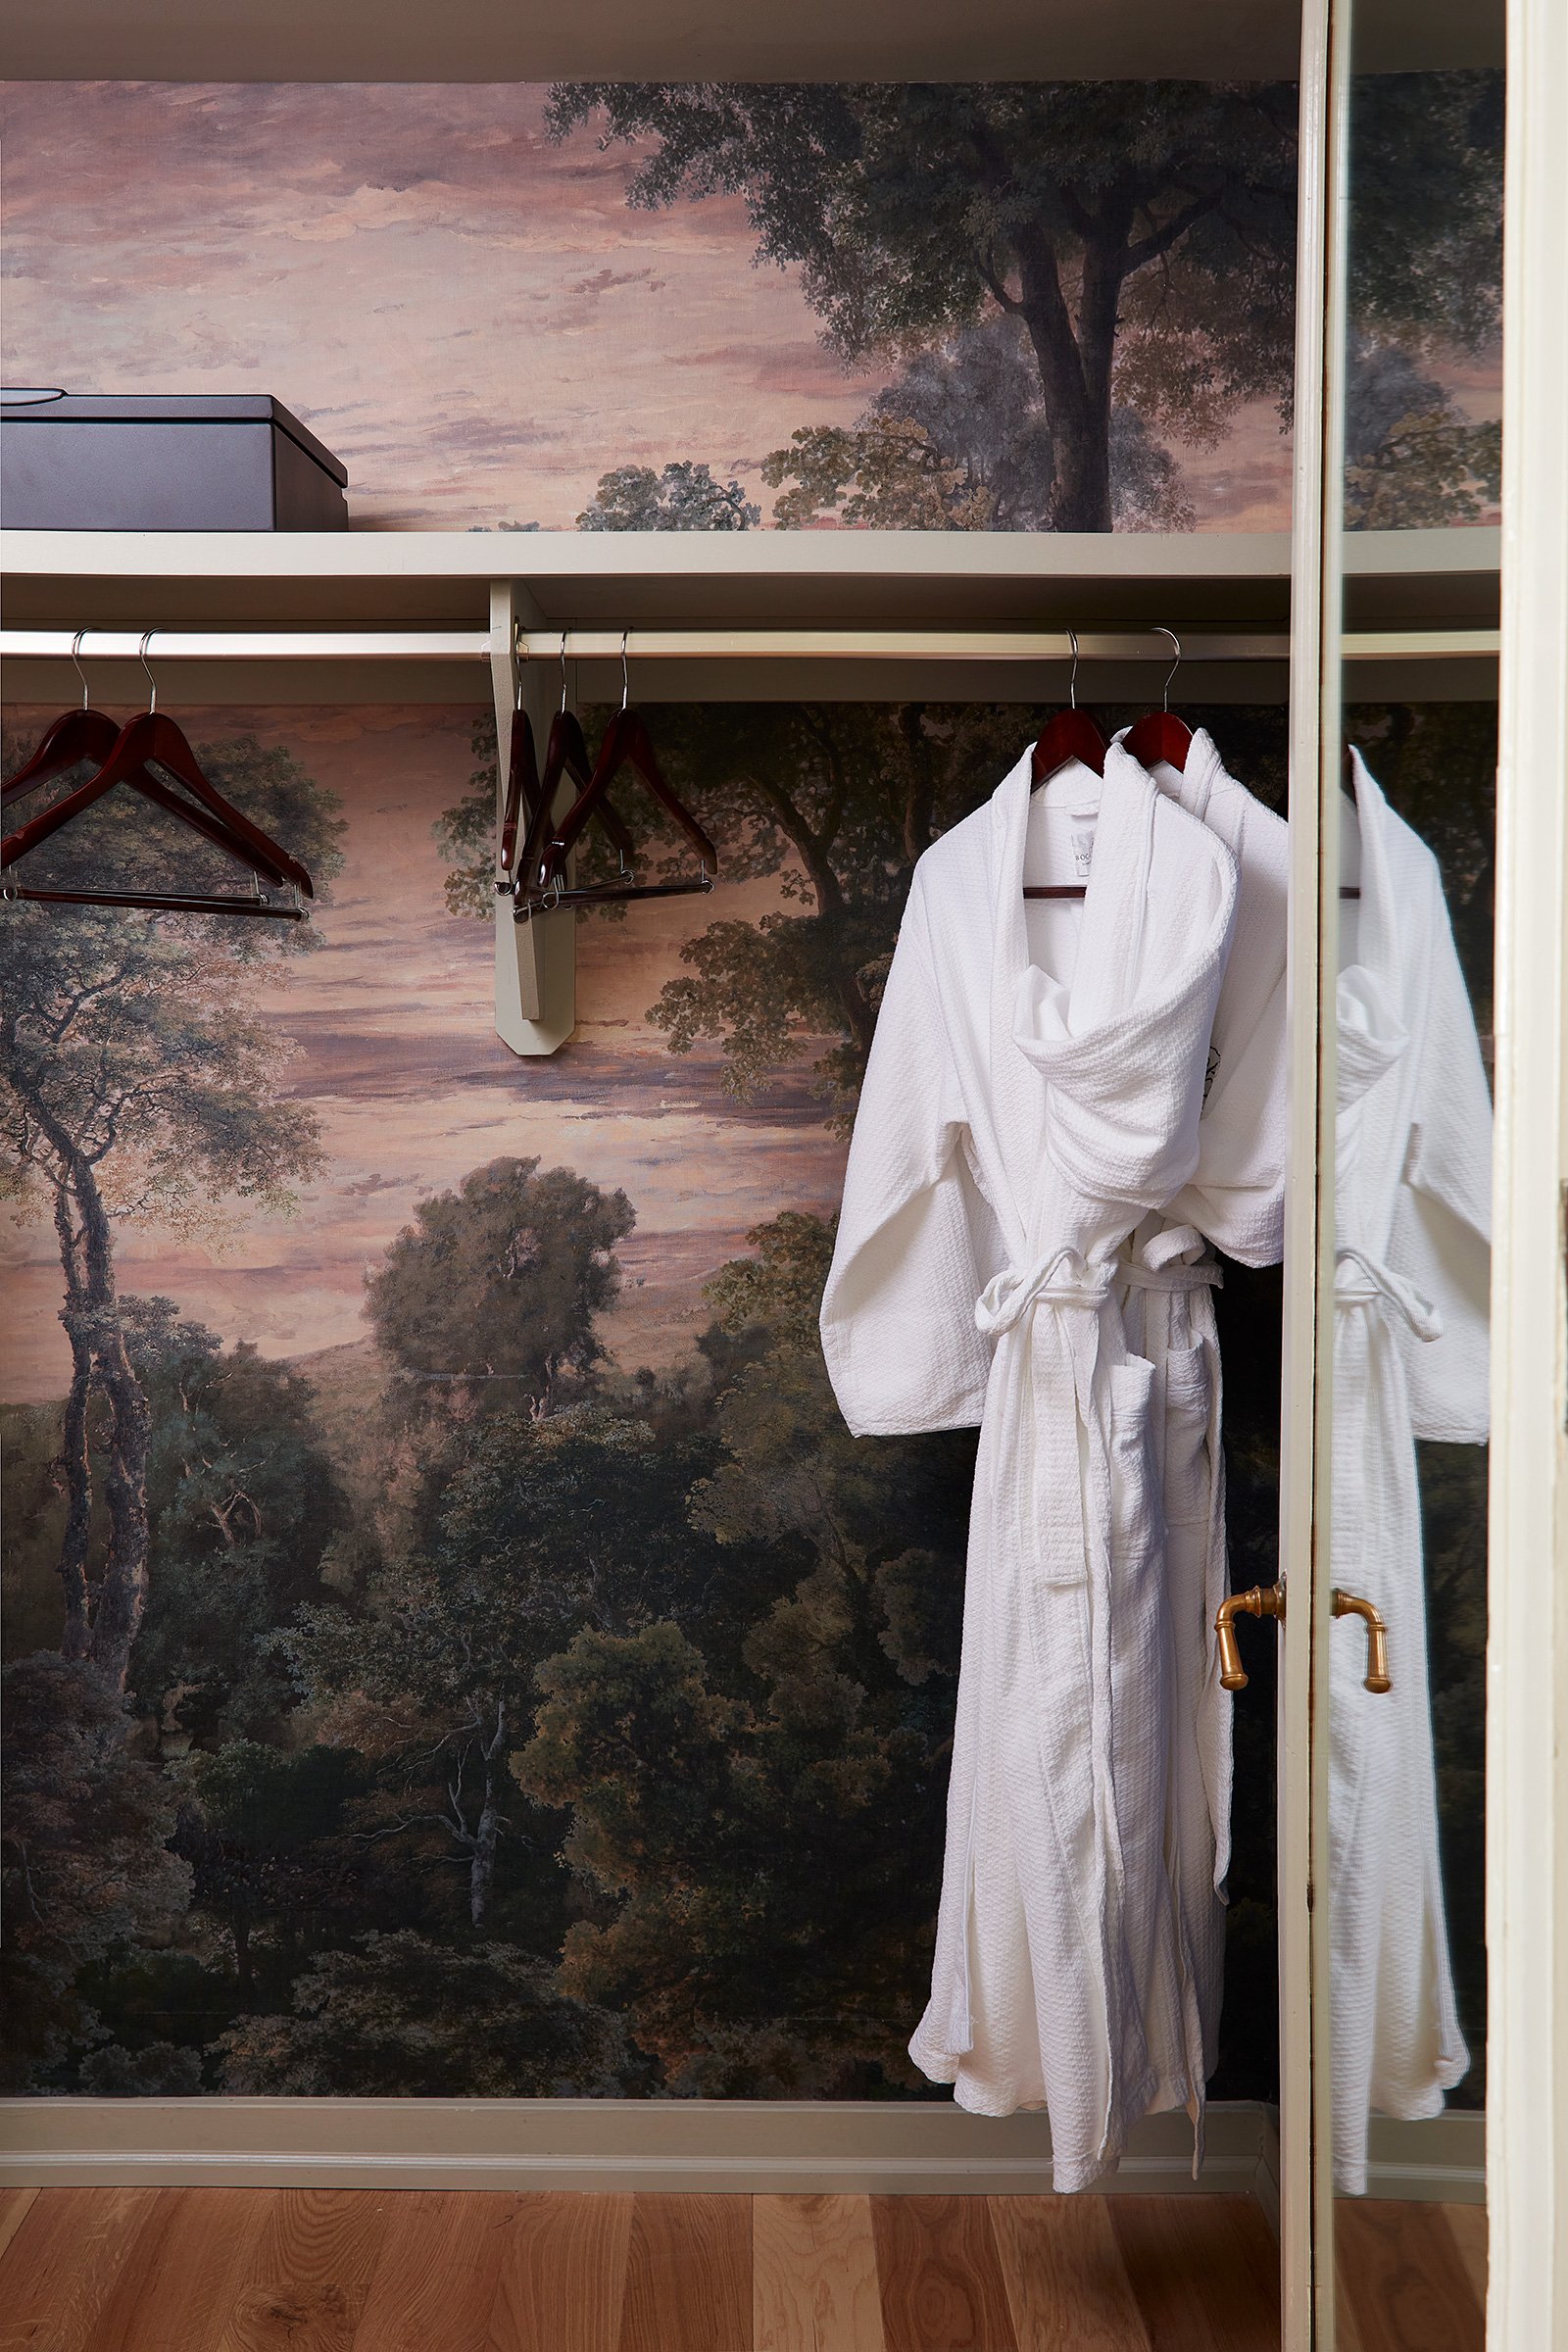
[560,628,569,713]
[514,622,525,710]
[620,628,630,714]
[70,628,90,711]
[138,628,158,715]
[1154,625,1182,712]
[1067,628,1081,712]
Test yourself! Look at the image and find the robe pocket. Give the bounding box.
[1107,1352,1161,1576]
[1162,1341,1214,1530]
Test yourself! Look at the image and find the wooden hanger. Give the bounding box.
[513,634,716,920]
[4,635,289,881]
[1,633,312,917]
[498,646,637,881]
[1022,631,1104,903]
[1121,627,1194,773]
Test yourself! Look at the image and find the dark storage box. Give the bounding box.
[0,391,349,530]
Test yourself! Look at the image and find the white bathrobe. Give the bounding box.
[820,742,1238,2190]
[1331,750,1491,2194]
[1114,728,1291,2097]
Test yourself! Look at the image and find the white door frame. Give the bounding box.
[1488,0,1568,2340]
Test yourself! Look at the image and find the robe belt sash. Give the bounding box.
[1334,1246,1444,1342]
[1118,1227,1226,2165]
[1331,1244,1442,1702]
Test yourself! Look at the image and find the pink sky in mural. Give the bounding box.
[0,703,851,1401]
[0,80,1304,531]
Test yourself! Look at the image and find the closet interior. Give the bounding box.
[0,0,1548,2341]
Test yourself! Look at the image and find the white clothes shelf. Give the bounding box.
[0,522,1501,1052]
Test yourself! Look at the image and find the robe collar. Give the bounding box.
[985,741,1238,1237]
[1339,750,1409,1111]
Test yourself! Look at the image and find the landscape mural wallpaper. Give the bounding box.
[1,75,1500,533]
[0,694,1485,2103]
[0,68,1494,2107]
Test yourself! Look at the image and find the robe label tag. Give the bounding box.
[1070,825,1096,878]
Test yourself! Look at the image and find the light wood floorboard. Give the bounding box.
[0,2184,1483,2351]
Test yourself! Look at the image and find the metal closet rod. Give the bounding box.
[0,625,1499,663]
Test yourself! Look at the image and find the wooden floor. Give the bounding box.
[0,2184,1481,2352]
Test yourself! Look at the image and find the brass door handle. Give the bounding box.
[1332,1588,1392,1692]
[1214,1583,1286,1690]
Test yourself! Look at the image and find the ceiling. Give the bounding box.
[0,0,1502,82]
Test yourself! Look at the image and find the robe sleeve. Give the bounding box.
[819,871,993,1436]
[1389,857,1493,1444]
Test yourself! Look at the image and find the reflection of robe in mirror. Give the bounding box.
[1331,750,1492,2195]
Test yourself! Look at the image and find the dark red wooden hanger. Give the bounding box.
[514,643,716,919]
[1030,706,1106,788]
[1122,628,1193,773]
[1122,708,1193,770]
[515,707,717,917]
[4,704,294,887]
[2,637,313,916]
[498,701,635,880]
[1022,633,1104,902]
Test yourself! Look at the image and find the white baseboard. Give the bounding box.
[1359,2111,1486,2205]
[0,2095,1265,2196]
[0,2096,1484,2202]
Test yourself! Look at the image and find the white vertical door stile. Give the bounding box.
[1309,0,1355,2339]
[1279,0,1339,2339]
[489,575,577,1054]
[1489,0,1568,2339]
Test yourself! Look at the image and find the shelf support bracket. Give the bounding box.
[490,577,574,1055]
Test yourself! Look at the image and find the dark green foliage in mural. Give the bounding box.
[0,1652,191,2087]
[1345,339,1502,531]
[763,321,1193,532]
[282,1401,727,1935]
[517,1216,974,2095]
[172,1740,369,2015]
[366,1155,635,1420]
[124,1298,355,1747]
[1347,74,1503,361]
[577,461,760,531]
[217,1932,630,2096]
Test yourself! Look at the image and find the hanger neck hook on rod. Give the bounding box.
[514,617,526,710]
[138,628,158,715]
[1067,627,1081,711]
[70,628,89,711]
[620,628,630,714]
[560,628,569,713]
[1154,625,1182,711]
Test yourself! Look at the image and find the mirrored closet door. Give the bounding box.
[1302,0,1503,2338]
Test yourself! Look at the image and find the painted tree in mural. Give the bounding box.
[122,1298,354,1745]
[762,319,1193,531]
[578,461,760,531]
[365,1154,635,1421]
[551,76,1502,532]
[0,739,342,1690]
[282,1400,720,1932]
